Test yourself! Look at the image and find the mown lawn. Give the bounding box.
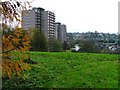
[2,52,118,89]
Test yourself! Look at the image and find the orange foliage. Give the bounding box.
[2,27,31,79]
[2,27,31,59]
[1,0,32,79]
[2,60,30,79]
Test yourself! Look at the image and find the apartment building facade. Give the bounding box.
[44,11,56,41]
[55,22,67,44]
[22,8,56,41]
[22,7,67,51]
[22,7,45,31]
[61,24,67,43]
[55,22,61,40]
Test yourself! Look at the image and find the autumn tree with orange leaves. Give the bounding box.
[1,0,32,79]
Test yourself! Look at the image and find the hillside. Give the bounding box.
[2,52,118,88]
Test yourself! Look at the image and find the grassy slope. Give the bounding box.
[3,52,118,88]
[30,52,118,88]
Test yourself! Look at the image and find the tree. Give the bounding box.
[67,34,75,48]
[31,29,48,51]
[1,0,31,79]
[118,34,120,46]
[77,39,99,53]
[62,41,70,51]
[50,40,62,52]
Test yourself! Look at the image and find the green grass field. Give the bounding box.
[3,52,119,88]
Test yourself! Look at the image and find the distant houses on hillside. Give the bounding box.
[67,32,120,53]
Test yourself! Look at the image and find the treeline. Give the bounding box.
[67,32,120,54]
[30,28,120,54]
[69,38,120,54]
[3,28,119,54]
[30,29,69,52]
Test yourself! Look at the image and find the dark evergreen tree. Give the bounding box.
[62,41,70,51]
[31,29,48,51]
[49,40,62,52]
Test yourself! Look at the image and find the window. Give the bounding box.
[35,9,37,12]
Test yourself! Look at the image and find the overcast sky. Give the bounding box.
[3,0,118,33]
[30,0,119,34]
